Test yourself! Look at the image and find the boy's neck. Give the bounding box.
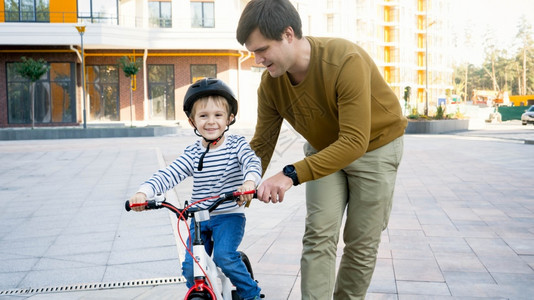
[201,134,225,150]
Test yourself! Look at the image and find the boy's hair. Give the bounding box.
[236,0,302,45]
[189,95,231,119]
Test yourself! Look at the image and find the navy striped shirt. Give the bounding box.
[138,134,262,214]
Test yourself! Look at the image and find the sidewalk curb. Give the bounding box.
[0,126,182,140]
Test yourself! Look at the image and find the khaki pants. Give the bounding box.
[301,136,404,300]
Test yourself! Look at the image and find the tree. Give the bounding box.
[118,56,142,127]
[515,15,534,95]
[14,57,50,129]
[453,15,534,98]
[482,29,499,91]
[463,21,474,103]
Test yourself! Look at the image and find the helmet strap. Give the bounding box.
[195,126,229,171]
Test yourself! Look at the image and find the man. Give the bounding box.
[236,0,407,299]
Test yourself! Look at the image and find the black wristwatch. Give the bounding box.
[283,165,300,186]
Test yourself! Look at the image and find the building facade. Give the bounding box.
[0,0,262,128]
[0,0,453,128]
[298,0,454,115]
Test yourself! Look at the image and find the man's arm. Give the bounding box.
[249,87,284,176]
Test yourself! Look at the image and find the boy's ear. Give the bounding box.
[228,114,235,125]
[188,118,196,128]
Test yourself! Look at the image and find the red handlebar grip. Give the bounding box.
[125,201,148,212]
[233,190,256,197]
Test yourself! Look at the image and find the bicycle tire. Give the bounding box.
[231,290,240,300]
[239,251,254,280]
[187,295,213,300]
[186,291,214,300]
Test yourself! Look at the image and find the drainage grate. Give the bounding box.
[0,276,185,296]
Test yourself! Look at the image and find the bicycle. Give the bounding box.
[125,190,263,300]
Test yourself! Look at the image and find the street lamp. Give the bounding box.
[75,25,87,129]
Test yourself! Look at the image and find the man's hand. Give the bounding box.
[237,180,256,206]
[129,192,147,212]
[257,171,293,203]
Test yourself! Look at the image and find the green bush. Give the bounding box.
[118,56,142,77]
[435,105,444,120]
[15,57,50,82]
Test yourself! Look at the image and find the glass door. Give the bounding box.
[86,65,119,121]
[148,65,175,120]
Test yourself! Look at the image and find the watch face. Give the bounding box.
[284,165,295,173]
[283,165,299,185]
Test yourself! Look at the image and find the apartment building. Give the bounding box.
[300,0,454,115]
[0,0,453,128]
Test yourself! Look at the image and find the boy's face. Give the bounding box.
[245,27,294,78]
[190,97,234,141]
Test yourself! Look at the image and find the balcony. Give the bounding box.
[0,8,243,50]
[0,22,242,50]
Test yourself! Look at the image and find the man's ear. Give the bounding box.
[283,26,294,42]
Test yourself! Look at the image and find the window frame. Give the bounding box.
[85,64,120,121]
[190,64,217,83]
[148,0,172,28]
[147,64,175,120]
[77,0,119,25]
[190,0,214,28]
[4,0,50,22]
[6,61,76,124]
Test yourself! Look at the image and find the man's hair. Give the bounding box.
[236,0,302,45]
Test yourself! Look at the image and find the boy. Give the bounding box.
[129,78,262,300]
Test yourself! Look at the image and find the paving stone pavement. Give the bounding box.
[0,122,533,299]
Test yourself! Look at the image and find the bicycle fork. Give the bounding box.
[186,211,234,299]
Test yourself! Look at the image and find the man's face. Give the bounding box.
[245,28,293,78]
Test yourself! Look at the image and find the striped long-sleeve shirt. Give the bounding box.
[137,134,262,215]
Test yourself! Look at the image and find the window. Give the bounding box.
[4,0,49,22]
[327,0,333,10]
[190,64,216,83]
[86,65,120,121]
[327,15,334,33]
[77,0,118,24]
[149,1,172,28]
[191,0,214,28]
[6,62,75,124]
[148,65,175,120]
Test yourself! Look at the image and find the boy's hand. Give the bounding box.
[129,192,148,212]
[237,180,255,206]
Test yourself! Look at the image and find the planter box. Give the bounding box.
[405,119,469,134]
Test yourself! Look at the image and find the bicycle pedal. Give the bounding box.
[260,294,265,298]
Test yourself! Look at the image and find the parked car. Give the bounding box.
[521,105,534,125]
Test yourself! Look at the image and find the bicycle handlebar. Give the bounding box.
[124,190,257,215]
